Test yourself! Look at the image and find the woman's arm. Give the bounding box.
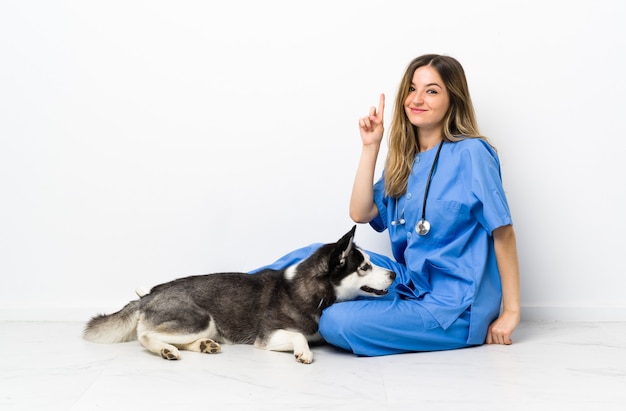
[350,94,385,223]
[487,224,521,344]
[350,144,381,223]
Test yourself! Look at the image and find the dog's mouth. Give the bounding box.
[360,286,388,296]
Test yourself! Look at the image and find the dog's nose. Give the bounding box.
[389,271,396,281]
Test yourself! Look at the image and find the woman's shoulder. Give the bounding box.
[449,137,497,158]
[448,138,501,172]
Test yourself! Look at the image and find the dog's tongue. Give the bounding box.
[360,286,388,296]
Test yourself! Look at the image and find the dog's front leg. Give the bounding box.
[256,330,313,364]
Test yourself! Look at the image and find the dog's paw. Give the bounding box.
[199,339,221,354]
[295,349,313,364]
[161,347,180,360]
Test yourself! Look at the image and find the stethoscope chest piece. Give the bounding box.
[416,219,431,236]
[413,140,444,236]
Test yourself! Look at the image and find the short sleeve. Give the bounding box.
[462,140,513,234]
[369,175,388,232]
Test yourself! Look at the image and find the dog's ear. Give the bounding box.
[330,225,357,268]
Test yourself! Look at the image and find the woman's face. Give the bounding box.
[404,65,450,135]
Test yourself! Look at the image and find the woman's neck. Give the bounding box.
[418,134,443,152]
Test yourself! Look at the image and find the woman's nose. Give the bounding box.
[410,92,423,105]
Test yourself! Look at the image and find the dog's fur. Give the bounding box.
[83,226,395,364]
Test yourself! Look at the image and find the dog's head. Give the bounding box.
[328,226,396,302]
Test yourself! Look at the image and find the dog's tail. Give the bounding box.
[83,300,141,344]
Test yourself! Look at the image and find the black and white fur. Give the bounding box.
[83,226,395,364]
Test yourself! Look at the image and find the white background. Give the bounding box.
[1,0,625,321]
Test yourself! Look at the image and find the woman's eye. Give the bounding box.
[408,86,416,92]
[426,89,438,94]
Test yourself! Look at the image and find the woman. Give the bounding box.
[257,54,520,356]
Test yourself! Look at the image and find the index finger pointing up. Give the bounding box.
[377,93,385,118]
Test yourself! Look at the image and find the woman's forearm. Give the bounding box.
[349,144,381,223]
[493,224,521,315]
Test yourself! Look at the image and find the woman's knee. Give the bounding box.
[318,304,353,350]
[319,301,394,356]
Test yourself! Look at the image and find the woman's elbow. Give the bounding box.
[350,213,370,224]
[349,205,378,224]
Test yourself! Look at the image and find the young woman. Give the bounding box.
[255,54,520,356]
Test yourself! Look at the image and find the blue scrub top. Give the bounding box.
[370,138,513,344]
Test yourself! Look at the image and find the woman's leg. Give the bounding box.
[248,243,323,273]
[318,292,473,357]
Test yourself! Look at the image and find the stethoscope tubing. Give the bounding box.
[420,140,444,223]
[390,140,444,236]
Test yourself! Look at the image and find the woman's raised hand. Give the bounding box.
[358,93,385,146]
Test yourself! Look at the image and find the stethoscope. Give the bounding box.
[391,140,444,236]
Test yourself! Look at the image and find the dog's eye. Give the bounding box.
[359,263,371,272]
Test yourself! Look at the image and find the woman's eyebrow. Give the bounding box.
[411,82,443,88]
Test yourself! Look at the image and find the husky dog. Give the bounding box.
[83,226,395,364]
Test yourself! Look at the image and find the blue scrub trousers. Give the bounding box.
[320,293,472,356]
[250,244,474,357]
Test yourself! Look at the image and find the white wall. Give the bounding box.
[1,0,625,321]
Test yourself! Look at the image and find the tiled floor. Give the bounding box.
[1,321,625,410]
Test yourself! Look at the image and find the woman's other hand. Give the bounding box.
[486,310,520,345]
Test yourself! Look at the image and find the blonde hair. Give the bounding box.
[384,54,493,197]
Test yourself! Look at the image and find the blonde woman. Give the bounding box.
[255,54,520,356]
